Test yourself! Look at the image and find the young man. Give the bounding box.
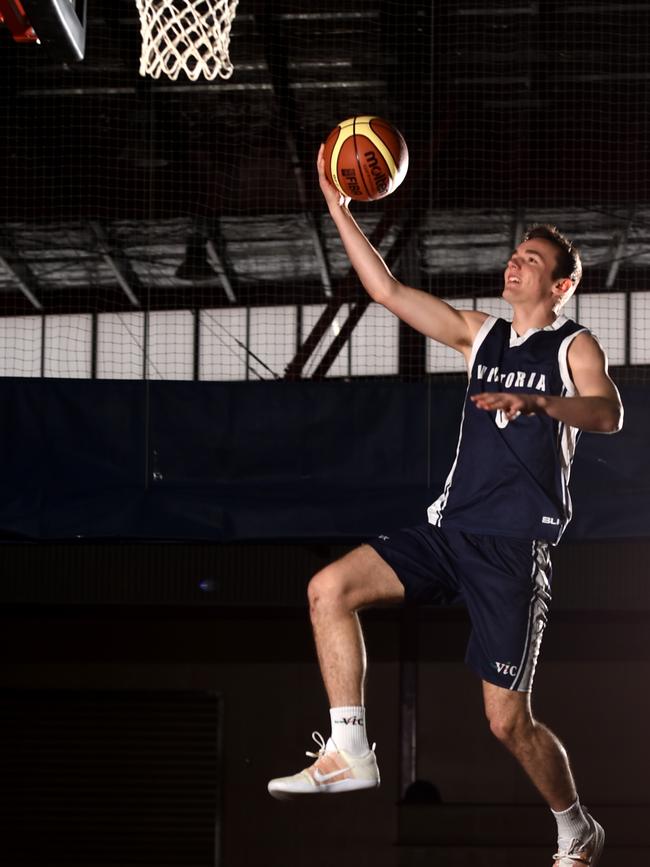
[268,147,622,867]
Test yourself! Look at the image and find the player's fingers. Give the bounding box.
[473,393,500,407]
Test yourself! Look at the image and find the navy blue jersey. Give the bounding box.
[428,314,590,544]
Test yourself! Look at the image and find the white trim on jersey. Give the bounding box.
[555,327,589,541]
[467,315,499,377]
[509,314,568,349]
[428,316,499,527]
[557,326,588,396]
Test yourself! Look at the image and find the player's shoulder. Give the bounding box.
[568,327,597,348]
[460,309,491,326]
[457,309,492,344]
[566,328,607,366]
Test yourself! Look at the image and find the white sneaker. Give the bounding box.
[553,812,605,866]
[267,731,380,800]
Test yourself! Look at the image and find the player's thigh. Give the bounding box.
[309,543,405,610]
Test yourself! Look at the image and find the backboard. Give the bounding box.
[0,0,86,62]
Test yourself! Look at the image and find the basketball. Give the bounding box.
[322,116,409,202]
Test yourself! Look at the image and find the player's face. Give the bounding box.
[502,238,563,307]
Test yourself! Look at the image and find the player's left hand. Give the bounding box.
[471,391,541,420]
[317,144,351,208]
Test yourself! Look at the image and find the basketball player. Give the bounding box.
[268,147,622,867]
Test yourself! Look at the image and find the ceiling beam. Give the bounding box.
[0,233,43,311]
[258,9,333,299]
[511,209,526,250]
[89,221,141,307]
[176,222,238,303]
[605,209,635,290]
[283,208,407,379]
[205,239,237,304]
[0,264,645,320]
[304,212,333,299]
[204,217,238,303]
[310,215,413,379]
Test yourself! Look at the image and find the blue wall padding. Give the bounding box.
[0,378,643,542]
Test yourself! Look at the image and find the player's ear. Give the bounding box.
[552,277,573,299]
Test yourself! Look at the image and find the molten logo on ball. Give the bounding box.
[323,116,409,202]
[364,150,389,195]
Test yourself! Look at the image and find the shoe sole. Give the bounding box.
[268,777,380,800]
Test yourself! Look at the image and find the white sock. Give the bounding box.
[552,798,590,850]
[329,706,369,756]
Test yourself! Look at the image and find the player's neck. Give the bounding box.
[510,306,558,337]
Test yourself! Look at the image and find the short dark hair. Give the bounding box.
[522,224,582,289]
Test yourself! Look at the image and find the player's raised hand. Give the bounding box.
[317,144,351,209]
[471,391,541,420]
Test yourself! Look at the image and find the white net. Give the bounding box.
[135,0,238,81]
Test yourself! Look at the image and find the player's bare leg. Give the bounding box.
[308,545,404,706]
[483,682,604,865]
[267,545,404,799]
[483,682,575,809]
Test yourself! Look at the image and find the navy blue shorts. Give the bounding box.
[368,524,552,692]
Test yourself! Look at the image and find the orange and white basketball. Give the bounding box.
[322,116,409,202]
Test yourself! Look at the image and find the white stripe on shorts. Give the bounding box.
[512,540,552,691]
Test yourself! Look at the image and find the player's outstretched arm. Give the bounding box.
[317,146,486,356]
[471,333,623,433]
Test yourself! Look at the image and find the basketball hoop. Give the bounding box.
[135,0,239,81]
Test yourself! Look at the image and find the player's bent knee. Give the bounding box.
[487,707,531,746]
[307,565,349,611]
[488,715,516,745]
[307,545,404,616]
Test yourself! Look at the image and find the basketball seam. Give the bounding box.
[364,122,400,179]
[369,118,400,163]
[327,128,347,197]
[353,118,375,201]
